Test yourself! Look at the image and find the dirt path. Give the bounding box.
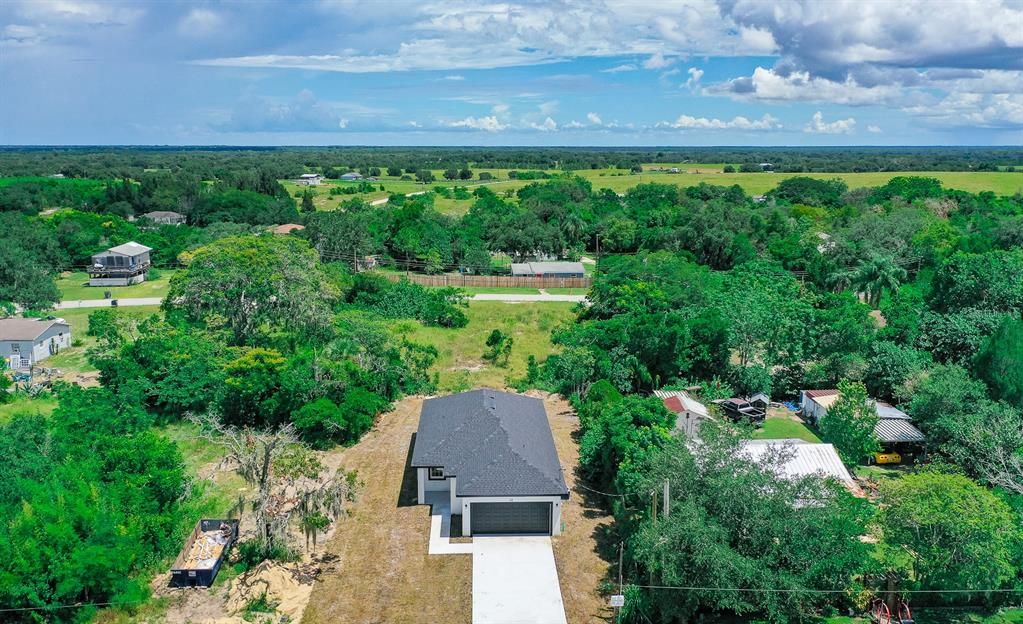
[541,393,616,624]
[302,396,472,624]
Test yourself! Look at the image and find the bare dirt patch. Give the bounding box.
[302,396,472,624]
[537,391,616,624]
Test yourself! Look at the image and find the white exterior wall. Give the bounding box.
[800,393,829,424]
[1,323,71,368]
[460,496,565,537]
[418,467,453,503]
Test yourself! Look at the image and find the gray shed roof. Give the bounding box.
[510,261,585,275]
[411,390,570,498]
[875,418,926,444]
[102,241,152,256]
[0,318,69,341]
[142,210,184,219]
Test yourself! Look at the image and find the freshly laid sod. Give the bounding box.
[390,301,577,392]
[56,270,175,301]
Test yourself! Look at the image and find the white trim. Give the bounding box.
[460,496,564,536]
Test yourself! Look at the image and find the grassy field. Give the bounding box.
[390,301,577,392]
[283,167,1022,217]
[0,394,58,424]
[752,411,822,442]
[56,270,175,300]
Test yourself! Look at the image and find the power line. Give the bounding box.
[0,600,145,614]
[628,585,1023,594]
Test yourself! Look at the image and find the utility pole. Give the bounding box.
[663,479,670,517]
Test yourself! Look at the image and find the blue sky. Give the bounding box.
[1,0,1022,146]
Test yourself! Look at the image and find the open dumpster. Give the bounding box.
[170,519,239,588]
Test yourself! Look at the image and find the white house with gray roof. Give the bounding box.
[0,317,71,369]
[411,389,570,536]
[89,241,152,286]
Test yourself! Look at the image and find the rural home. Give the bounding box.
[89,241,152,286]
[0,317,71,369]
[411,389,570,536]
[295,173,323,186]
[654,389,711,439]
[339,172,363,181]
[741,439,861,495]
[800,389,926,463]
[141,210,186,225]
[510,261,585,278]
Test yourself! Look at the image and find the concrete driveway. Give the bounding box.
[472,536,568,624]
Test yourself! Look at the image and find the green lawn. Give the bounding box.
[56,270,175,301]
[0,394,58,424]
[821,609,1023,624]
[389,301,577,392]
[752,413,822,442]
[45,305,163,375]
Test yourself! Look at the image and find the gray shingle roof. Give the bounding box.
[411,390,570,498]
[0,318,69,341]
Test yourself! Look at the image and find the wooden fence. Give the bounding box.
[377,272,592,289]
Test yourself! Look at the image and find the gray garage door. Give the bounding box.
[470,502,551,535]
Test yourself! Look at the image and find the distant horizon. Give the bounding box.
[2,144,1021,150]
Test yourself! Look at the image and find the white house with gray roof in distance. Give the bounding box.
[89,241,152,286]
[0,317,71,369]
[411,389,570,536]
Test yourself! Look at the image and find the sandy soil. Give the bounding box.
[302,396,473,624]
[540,392,616,624]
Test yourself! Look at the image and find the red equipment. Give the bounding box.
[871,597,914,624]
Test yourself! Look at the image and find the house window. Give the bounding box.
[428,467,445,480]
[10,343,19,353]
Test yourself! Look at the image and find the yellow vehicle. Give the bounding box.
[874,452,902,465]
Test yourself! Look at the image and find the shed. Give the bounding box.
[296,173,323,186]
[339,172,363,181]
[89,241,152,286]
[510,261,585,278]
[0,317,72,369]
[654,390,711,439]
[742,439,861,495]
[411,389,570,536]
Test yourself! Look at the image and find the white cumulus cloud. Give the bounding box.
[528,116,558,131]
[804,111,857,134]
[658,113,781,130]
[447,115,508,131]
[586,112,602,125]
[685,67,704,90]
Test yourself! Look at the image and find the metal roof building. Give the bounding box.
[510,261,585,277]
[742,439,857,489]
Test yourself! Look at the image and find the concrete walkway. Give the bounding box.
[56,297,164,309]
[469,293,586,303]
[427,498,473,555]
[473,536,568,624]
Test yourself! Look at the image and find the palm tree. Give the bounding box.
[852,256,907,307]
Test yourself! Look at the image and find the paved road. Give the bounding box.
[56,297,164,309]
[469,293,586,303]
[54,293,583,309]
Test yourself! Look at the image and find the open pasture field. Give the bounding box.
[389,300,577,392]
[283,167,1021,216]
